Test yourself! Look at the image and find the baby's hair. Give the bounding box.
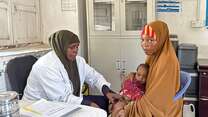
[136,64,149,73]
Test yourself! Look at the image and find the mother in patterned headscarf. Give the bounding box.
[122,20,183,117]
[23,30,121,113]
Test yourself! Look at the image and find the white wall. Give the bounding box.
[40,0,87,58]
[156,0,208,59]
[39,0,207,59]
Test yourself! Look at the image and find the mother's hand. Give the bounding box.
[111,100,126,117]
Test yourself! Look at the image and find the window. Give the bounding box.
[0,0,41,47]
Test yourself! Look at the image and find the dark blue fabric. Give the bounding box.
[83,95,109,113]
[81,99,91,105]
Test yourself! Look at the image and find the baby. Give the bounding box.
[110,63,149,117]
[120,63,149,101]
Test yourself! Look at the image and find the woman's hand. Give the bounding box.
[101,85,122,103]
[111,100,126,117]
[106,92,122,104]
[112,108,125,117]
[117,109,125,117]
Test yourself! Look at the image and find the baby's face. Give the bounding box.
[135,67,147,84]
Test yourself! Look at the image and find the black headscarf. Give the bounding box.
[49,30,80,96]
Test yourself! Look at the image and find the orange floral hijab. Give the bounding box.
[124,20,183,117]
[141,25,157,40]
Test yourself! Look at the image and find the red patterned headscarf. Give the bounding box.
[141,25,157,40]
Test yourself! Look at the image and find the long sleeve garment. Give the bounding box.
[124,21,182,117]
[23,51,110,104]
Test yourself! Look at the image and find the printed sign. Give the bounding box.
[157,0,181,13]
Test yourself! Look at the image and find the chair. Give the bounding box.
[5,55,37,99]
[174,71,192,101]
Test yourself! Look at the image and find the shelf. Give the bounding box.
[0,43,50,57]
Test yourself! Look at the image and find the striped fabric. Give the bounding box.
[141,25,157,40]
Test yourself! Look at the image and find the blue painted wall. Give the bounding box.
[206,0,208,26]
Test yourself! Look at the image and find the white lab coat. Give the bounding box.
[23,51,110,104]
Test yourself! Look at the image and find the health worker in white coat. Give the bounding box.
[23,30,121,112]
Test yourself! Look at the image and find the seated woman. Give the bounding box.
[112,20,183,117]
[23,30,121,112]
